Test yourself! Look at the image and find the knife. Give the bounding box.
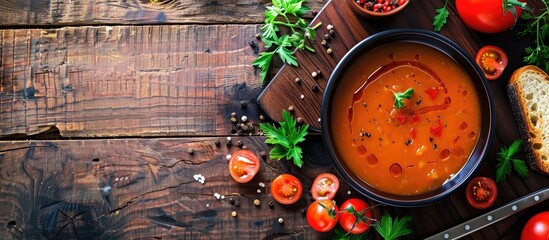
[425,187,549,240]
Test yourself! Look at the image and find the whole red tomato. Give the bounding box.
[521,212,549,240]
[456,0,527,33]
[339,198,373,234]
[306,199,339,232]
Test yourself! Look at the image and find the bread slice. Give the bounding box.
[507,65,549,175]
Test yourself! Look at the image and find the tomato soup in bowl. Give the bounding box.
[322,29,495,206]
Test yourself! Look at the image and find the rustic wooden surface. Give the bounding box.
[0,0,548,239]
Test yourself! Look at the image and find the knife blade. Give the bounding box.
[425,187,549,240]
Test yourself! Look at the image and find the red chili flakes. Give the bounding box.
[396,113,408,124]
[409,128,417,139]
[430,121,444,137]
[425,87,440,100]
[410,113,421,124]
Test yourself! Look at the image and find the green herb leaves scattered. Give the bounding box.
[518,0,549,73]
[495,139,528,183]
[260,110,309,167]
[433,0,449,32]
[391,88,414,109]
[253,0,320,84]
[374,213,413,240]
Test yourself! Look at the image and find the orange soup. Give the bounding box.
[330,42,481,196]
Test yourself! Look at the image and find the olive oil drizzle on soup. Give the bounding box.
[331,42,481,196]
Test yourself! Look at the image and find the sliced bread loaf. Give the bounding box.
[507,65,549,175]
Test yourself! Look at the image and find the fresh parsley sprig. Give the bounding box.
[391,88,414,109]
[374,213,413,240]
[433,0,449,32]
[518,0,549,73]
[260,110,309,167]
[495,139,528,183]
[253,0,321,85]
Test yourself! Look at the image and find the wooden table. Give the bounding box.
[0,0,547,239]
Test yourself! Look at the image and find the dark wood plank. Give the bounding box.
[0,0,327,26]
[0,136,546,239]
[257,0,484,131]
[0,137,336,240]
[0,25,264,138]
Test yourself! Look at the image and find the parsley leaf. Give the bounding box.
[518,0,549,73]
[253,0,321,84]
[391,88,414,109]
[375,213,412,240]
[433,0,449,32]
[260,110,309,167]
[495,139,528,183]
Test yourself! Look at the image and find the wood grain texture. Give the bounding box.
[0,137,335,240]
[257,0,483,131]
[0,25,264,137]
[0,0,326,26]
[0,137,547,240]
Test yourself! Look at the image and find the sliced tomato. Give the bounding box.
[339,198,373,234]
[271,174,303,205]
[465,176,497,209]
[228,150,260,183]
[307,199,339,232]
[311,173,340,200]
[475,45,508,80]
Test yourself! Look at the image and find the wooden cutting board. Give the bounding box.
[257,0,482,131]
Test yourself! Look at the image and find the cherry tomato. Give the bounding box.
[465,176,497,209]
[270,174,303,205]
[311,173,340,200]
[339,198,373,234]
[521,212,549,240]
[306,199,339,232]
[456,0,526,33]
[228,150,260,183]
[475,46,508,80]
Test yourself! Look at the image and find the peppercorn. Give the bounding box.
[237,140,243,148]
[240,100,247,108]
[297,117,303,124]
[268,201,274,209]
[229,197,235,205]
[311,84,319,92]
[214,139,221,147]
[259,151,266,158]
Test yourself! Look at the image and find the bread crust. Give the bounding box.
[507,65,549,175]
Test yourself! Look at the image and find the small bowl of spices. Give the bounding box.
[350,0,410,19]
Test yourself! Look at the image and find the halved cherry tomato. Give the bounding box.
[339,198,373,234]
[311,173,340,200]
[521,211,549,240]
[307,199,339,232]
[271,174,303,205]
[465,176,497,209]
[228,150,260,183]
[475,46,508,80]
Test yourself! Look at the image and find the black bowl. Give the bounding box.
[321,29,495,207]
